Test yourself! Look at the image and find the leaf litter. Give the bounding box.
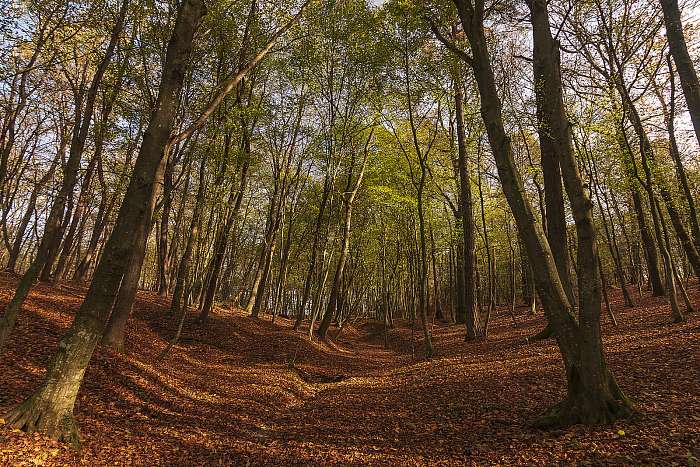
[0,272,698,465]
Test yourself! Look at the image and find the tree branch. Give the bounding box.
[424,16,473,66]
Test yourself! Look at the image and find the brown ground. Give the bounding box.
[0,272,699,465]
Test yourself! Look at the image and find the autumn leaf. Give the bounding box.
[0,273,698,465]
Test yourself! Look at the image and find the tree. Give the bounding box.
[661,0,700,147]
[0,0,129,351]
[1,0,207,442]
[431,0,633,425]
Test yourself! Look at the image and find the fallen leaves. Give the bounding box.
[0,271,698,465]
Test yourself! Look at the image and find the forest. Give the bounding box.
[0,0,699,464]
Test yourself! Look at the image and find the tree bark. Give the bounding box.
[454,75,477,337]
[661,0,700,147]
[443,0,631,426]
[0,0,206,442]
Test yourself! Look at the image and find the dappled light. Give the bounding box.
[1,0,699,464]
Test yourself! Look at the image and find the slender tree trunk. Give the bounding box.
[157,157,175,296]
[612,42,700,279]
[249,234,277,318]
[476,156,492,337]
[631,189,664,295]
[42,0,130,282]
[598,257,617,326]
[318,138,371,339]
[74,122,143,282]
[588,153,633,307]
[429,222,443,321]
[651,197,684,322]
[658,199,695,315]
[248,184,280,319]
[294,175,332,330]
[454,75,476,337]
[530,0,631,424]
[171,158,207,315]
[200,161,248,322]
[52,145,101,282]
[101,222,151,352]
[665,56,700,253]
[6,153,60,272]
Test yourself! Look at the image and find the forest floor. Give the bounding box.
[0,272,699,466]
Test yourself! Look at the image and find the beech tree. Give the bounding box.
[2,0,698,445]
[1,0,312,443]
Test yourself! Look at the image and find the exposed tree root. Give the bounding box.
[529,324,554,341]
[532,395,635,428]
[2,395,80,448]
[533,369,635,428]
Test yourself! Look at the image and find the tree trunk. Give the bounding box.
[317,138,371,339]
[587,152,633,307]
[631,189,664,295]
[294,175,332,330]
[444,0,631,426]
[476,154,492,337]
[661,0,700,147]
[665,56,700,253]
[528,0,631,424]
[200,161,248,322]
[0,0,206,442]
[454,75,476,337]
[157,157,175,296]
[101,231,149,351]
[6,153,61,272]
[429,222,443,321]
[172,157,207,316]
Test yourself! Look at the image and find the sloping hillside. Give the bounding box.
[1,273,698,465]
